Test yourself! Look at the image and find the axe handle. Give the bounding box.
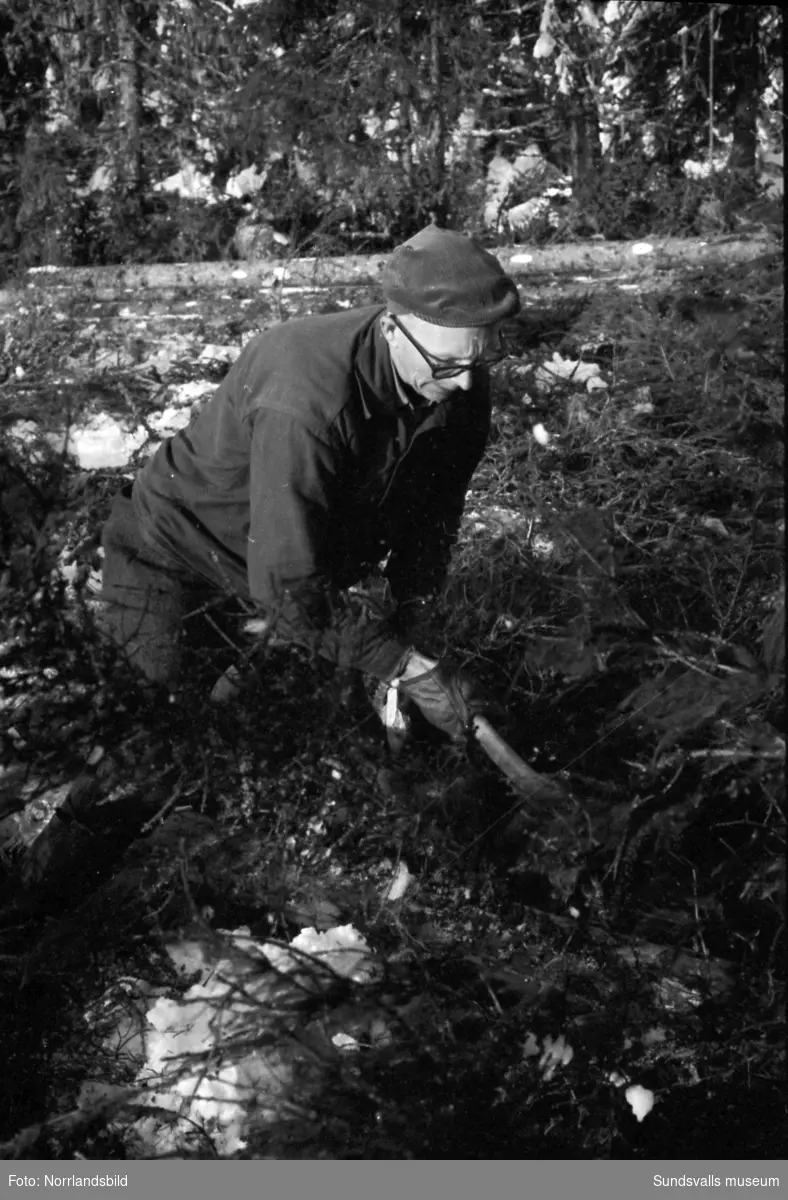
[472,715,563,802]
[394,655,563,803]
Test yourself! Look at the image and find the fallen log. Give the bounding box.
[0,237,777,308]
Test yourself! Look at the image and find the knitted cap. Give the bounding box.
[382,225,521,328]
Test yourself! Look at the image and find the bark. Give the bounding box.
[428,0,447,224]
[116,0,143,199]
[728,92,759,184]
[1,238,776,308]
[724,6,763,185]
[93,0,111,39]
[562,39,602,216]
[393,3,413,194]
[47,0,93,125]
[568,96,600,211]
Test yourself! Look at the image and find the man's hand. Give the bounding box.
[395,651,487,741]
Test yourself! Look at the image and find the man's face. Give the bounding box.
[380,312,503,404]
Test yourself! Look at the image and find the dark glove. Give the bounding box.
[398,658,488,742]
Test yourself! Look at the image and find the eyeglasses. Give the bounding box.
[390,314,510,380]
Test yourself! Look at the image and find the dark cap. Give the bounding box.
[382,225,521,328]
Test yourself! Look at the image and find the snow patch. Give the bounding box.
[6,415,148,470]
[199,344,243,364]
[225,165,268,199]
[523,1032,574,1080]
[625,1084,655,1122]
[147,404,193,436]
[124,924,375,1156]
[153,163,216,203]
[65,415,149,468]
[382,861,413,902]
[534,352,608,393]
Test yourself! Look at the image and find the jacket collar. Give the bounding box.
[353,308,409,419]
[354,308,450,426]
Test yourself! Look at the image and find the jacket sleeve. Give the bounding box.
[246,408,408,680]
[383,381,491,604]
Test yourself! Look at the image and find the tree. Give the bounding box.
[720,5,772,186]
[612,2,781,186]
[0,0,782,270]
[116,0,144,200]
[0,0,48,270]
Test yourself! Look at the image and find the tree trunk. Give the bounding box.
[726,13,762,186]
[728,91,759,185]
[393,3,413,194]
[568,98,598,208]
[116,0,143,201]
[428,1,447,224]
[47,0,92,125]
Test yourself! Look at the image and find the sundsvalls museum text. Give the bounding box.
[654,1177,781,1189]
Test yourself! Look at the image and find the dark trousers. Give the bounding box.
[97,487,236,688]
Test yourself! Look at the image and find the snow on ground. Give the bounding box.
[5,379,216,470]
[90,924,378,1157]
[85,919,636,1157]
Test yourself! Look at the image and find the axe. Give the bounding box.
[379,660,565,806]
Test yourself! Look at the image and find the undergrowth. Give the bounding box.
[0,254,784,1159]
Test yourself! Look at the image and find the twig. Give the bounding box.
[652,637,717,679]
[139,778,186,835]
[719,543,751,637]
[685,747,784,760]
[659,342,676,382]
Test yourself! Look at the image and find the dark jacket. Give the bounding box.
[133,304,490,678]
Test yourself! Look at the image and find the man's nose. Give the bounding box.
[452,370,475,392]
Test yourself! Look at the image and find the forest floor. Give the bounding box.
[0,241,784,1160]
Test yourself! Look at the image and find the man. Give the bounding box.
[99,225,521,741]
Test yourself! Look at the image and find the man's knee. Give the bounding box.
[97,486,187,685]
